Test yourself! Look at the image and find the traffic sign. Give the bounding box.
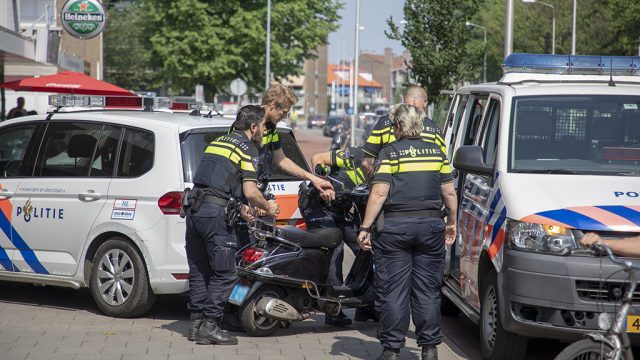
[230,78,247,96]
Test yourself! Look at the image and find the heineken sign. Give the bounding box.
[61,0,106,39]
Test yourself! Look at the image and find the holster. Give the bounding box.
[224,198,243,228]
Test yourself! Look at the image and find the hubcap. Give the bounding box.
[482,285,498,352]
[96,249,134,306]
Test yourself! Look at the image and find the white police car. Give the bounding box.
[0,95,308,317]
[441,54,640,359]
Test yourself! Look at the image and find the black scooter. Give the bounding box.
[229,177,374,337]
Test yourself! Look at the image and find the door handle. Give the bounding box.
[79,190,102,201]
[0,190,14,200]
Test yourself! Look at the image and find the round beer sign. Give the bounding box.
[61,0,107,39]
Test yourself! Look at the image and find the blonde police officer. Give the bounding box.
[357,104,458,360]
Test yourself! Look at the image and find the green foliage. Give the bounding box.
[137,0,341,98]
[386,0,480,98]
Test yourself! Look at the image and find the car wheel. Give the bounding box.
[90,238,156,318]
[479,269,527,359]
[240,285,286,337]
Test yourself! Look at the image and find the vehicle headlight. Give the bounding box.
[507,220,576,255]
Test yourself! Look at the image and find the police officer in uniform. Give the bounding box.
[357,104,458,360]
[185,105,279,345]
[362,86,447,160]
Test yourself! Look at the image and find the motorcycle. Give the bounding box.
[228,172,374,337]
[329,121,352,151]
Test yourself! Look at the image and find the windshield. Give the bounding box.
[511,95,640,176]
[181,128,309,183]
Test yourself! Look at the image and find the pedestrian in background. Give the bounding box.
[7,97,28,119]
[185,105,279,345]
[357,104,457,360]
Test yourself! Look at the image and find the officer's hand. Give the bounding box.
[240,205,255,222]
[267,200,280,217]
[580,233,602,248]
[312,177,336,201]
[255,208,268,217]
[445,225,456,246]
[358,231,372,251]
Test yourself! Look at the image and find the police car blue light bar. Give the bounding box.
[502,53,640,75]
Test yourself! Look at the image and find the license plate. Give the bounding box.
[228,279,251,305]
[627,315,640,333]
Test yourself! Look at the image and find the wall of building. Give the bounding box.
[303,44,327,118]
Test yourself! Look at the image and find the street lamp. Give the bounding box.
[265,0,271,90]
[351,0,361,147]
[522,0,555,55]
[465,21,487,83]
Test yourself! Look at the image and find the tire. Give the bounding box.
[554,338,614,360]
[240,285,286,337]
[440,291,461,317]
[90,238,156,317]
[479,269,527,360]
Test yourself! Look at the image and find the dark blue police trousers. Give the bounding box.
[185,202,237,320]
[373,216,446,349]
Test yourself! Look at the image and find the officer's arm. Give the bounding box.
[361,183,390,228]
[440,182,457,226]
[311,151,331,169]
[243,181,272,212]
[273,148,335,199]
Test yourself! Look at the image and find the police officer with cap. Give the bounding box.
[185,105,279,345]
[357,104,457,360]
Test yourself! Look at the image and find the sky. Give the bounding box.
[327,0,405,64]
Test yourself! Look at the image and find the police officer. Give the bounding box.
[362,86,447,160]
[357,104,458,360]
[186,105,279,345]
[311,146,372,326]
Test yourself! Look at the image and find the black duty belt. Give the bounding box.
[203,195,229,207]
[384,209,442,219]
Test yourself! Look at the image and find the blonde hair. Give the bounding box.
[389,104,423,138]
[262,83,298,109]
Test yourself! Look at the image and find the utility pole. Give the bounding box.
[265,0,271,90]
[505,0,514,58]
[571,0,577,55]
[351,0,361,147]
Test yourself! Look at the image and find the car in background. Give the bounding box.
[323,115,343,137]
[306,114,325,129]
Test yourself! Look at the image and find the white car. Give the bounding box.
[0,96,308,317]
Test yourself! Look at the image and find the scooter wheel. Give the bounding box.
[240,285,287,337]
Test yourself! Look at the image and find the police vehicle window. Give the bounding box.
[463,94,489,146]
[34,122,102,177]
[511,95,640,176]
[270,131,309,180]
[89,125,122,177]
[480,99,500,167]
[0,124,37,178]
[447,94,469,158]
[117,128,154,177]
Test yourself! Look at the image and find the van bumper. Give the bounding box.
[499,249,640,342]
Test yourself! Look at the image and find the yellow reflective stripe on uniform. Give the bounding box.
[371,128,392,135]
[377,164,392,174]
[208,141,251,160]
[241,159,256,172]
[367,134,383,145]
[384,132,396,144]
[205,145,241,164]
[440,162,453,174]
[397,162,443,172]
[262,129,279,145]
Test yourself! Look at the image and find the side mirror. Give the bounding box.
[453,146,492,176]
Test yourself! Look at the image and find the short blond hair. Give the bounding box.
[389,104,424,138]
[262,83,298,109]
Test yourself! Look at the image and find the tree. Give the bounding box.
[103,1,156,91]
[386,0,480,98]
[138,0,341,98]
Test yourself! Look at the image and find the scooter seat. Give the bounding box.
[276,226,342,249]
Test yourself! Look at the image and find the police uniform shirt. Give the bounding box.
[363,115,447,157]
[192,130,259,200]
[329,147,366,190]
[256,121,281,181]
[372,138,453,212]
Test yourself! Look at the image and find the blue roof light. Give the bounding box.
[502,53,640,75]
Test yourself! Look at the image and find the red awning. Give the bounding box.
[0,71,136,96]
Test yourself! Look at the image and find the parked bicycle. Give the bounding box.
[555,243,639,360]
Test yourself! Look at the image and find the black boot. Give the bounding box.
[195,318,238,345]
[187,313,203,341]
[325,310,352,327]
[376,348,400,360]
[354,306,379,322]
[421,345,438,360]
[221,310,245,332]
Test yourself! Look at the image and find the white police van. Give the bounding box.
[0,95,308,317]
[441,54,640,359]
